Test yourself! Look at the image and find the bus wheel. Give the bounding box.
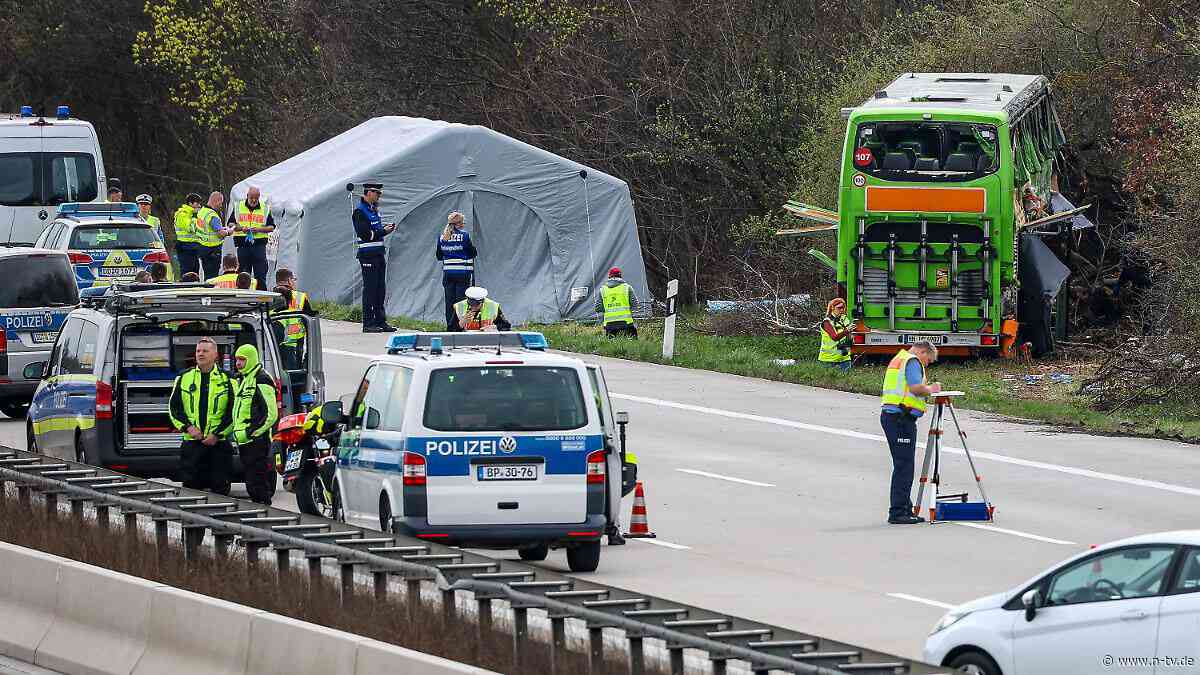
[566,541,601,572]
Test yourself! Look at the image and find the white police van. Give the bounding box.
[329,332,613,572]
[1,105,107,244]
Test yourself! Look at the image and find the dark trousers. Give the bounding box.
[604,322,638,338]
[236,241,268,291]
[176,242,200,278]
[198,245,222,280]
[179,439,232,495]
[239,435,275,504]
[442,274,471,329]
[881,411,919,518]
[359,253,387,327]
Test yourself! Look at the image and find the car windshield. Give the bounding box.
[424,366,587,432]
[0,152,98,206]
[0,254,79,307]
[69,225,159,250]
[852,121,999,183]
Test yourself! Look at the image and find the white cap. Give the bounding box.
[465,286,488,301]
[135,193,152,204]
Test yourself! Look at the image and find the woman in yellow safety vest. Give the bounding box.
[818,298,853,371]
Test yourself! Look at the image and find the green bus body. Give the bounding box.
[834,73,1065,354]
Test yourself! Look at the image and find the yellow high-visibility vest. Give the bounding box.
[880,349,927,413]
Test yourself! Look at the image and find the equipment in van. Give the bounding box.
[912,391,994,523]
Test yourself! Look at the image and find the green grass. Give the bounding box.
[314,301,1200,442]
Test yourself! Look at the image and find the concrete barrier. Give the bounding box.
[132,587,258,675]
[245,613,361,674]
[34,562,159,675]
[354,640,495,674]
[0,542,62,662]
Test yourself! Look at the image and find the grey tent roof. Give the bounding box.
[230,116,649,325]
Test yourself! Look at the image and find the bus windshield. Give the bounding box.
[424,366,587,432]
[852,122,999,183]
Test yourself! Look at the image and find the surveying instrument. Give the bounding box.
[913,391,994,523]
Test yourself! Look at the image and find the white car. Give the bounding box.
[925,531,1200,674]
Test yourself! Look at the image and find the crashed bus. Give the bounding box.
[783,73,1089,357]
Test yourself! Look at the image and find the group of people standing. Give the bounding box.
[351,183,640,336]
[169,187,273,289]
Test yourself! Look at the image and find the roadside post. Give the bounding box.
[662,279,678,360]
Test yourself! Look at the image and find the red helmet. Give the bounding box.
[608,266,622,277]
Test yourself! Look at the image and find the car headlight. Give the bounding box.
[930,609,972,636]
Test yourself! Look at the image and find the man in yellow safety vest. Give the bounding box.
[451,286,512,332]
[272,268,317,370]
[194,191,233,281]
[880,341,941,525]
[174,193,203,278]
[209,254,246,288]
[595,266,638,338]
[227,186,274,291]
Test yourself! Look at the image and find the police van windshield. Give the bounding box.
[424,366,587,432]
[0,254,79,307]
[0,152,98,206]
[70,225,159,250]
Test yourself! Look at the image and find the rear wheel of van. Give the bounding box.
[566,541,601,572]
[26,422,37,453]
[74,435,86,465]
[0,401,28,419]
[518,543,549,561]
[379,493,394,533]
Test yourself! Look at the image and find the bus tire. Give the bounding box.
[566,541,601,572]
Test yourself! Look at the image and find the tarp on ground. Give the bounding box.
[228,116,649,325]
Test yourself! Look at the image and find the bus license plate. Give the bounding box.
[478,464,537,481]
[285,450,303,472]
[902,334,945,345]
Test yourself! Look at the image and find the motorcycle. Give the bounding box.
[272,408,341,518]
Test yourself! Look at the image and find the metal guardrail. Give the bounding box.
[0,447,947,675]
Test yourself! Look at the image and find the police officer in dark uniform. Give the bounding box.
[351,182,396,333]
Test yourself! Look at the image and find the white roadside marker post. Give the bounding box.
[662,279,678,360]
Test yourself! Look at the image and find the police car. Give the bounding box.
[33,202,170,289]
[326,332,624,572]
[0,247,78,418]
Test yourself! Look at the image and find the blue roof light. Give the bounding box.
[58,202,140,218]
[519,332,548,351]
[19,106,33,118]
[386,334,419,353]
[56,105,70,120]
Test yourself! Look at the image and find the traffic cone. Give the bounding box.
[623,481,657,539]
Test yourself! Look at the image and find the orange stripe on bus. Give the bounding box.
[865,187,986,213]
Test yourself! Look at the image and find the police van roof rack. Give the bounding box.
[387,331,547,354]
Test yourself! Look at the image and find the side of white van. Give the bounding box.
[0,107,107,244]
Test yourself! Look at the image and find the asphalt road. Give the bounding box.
[3,318,1198,660]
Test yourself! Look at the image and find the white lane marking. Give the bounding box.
[631,538,691,550]
[609,393,1200,498]
[676,468,775,487]
[322,349,1200,498]
[950,522,1076,546]
[886,593,955,610]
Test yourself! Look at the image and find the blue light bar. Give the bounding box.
[57,202,140,218]
[518,332,548,351]
[19,106,33,118]
[386,334,419,353]
[56,105,70,120]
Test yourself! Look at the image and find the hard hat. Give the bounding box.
[135,194,152,205]
[608,266,622,277]
[465,286,488,302]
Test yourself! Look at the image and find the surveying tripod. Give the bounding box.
[913,392,994,523]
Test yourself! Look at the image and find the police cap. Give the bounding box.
[362,182,384,194]
[465,286,488,302]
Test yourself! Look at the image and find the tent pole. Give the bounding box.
[581,171,597,305]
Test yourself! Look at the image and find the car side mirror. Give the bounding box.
[319,400,345,425]
[23,362,47,380]
[1022,589,1041,622]
[616,411,629,425]
[365,408,381,430]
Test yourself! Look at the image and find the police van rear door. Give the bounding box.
[417,362,601,526]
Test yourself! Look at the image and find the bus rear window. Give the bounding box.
[853,122,999,182]
[424,366,587,432]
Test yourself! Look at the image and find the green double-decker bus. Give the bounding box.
[786,73,1082,357]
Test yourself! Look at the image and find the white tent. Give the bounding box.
[229,116,649,325]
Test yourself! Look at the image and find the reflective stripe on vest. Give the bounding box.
[233,200,269,242]
[211,273,239,288]
[454,299,498,330]
[600,283,634,325]
[356,202,384,252]
[818,314,852,363]
[174,206,197,243]
[439,232,474,272]
[281,291,308,344]
[880,349,927,413]
[171,368,232,438]
[195,207,222,247]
